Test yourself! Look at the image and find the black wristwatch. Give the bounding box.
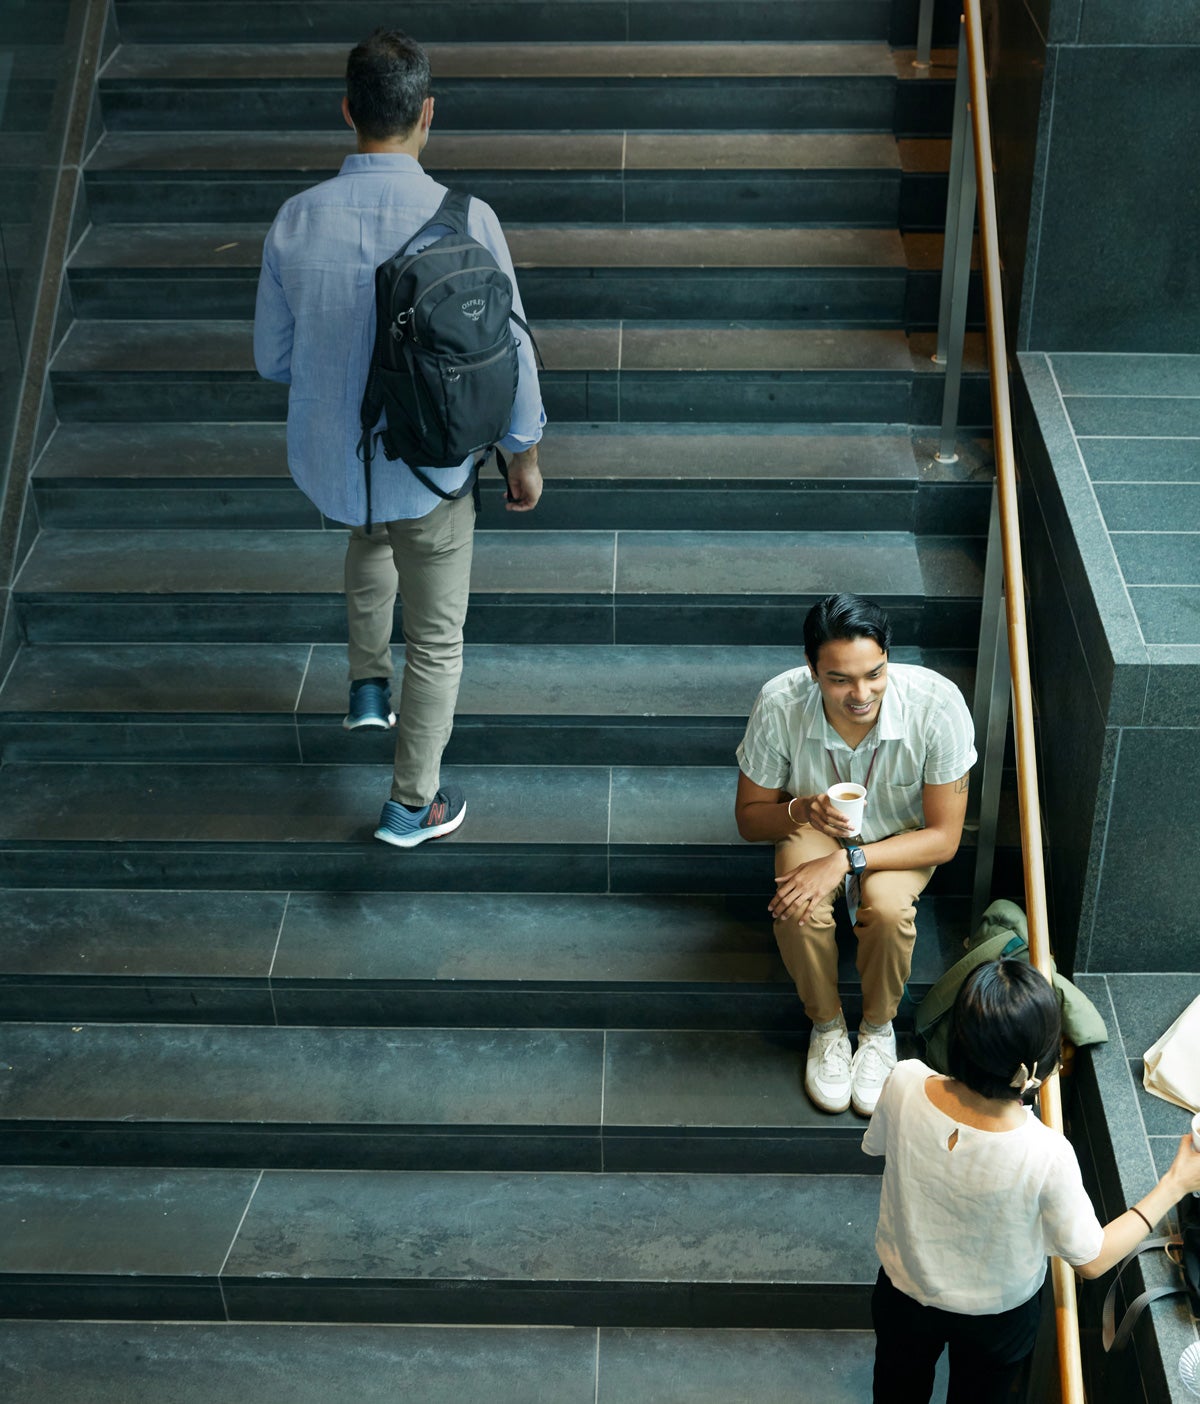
[843,841,867,878]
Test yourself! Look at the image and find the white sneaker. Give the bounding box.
[851,1027,898,1117]
[805,1019,853,1114]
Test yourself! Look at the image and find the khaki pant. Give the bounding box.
[774,826,934,1027]
[345,493,475,806]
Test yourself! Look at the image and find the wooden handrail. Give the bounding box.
[961,4,1087,1401]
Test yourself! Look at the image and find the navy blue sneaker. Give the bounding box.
[374,785,467,848]
[344,678,394,732]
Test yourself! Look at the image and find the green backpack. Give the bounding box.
[915,899,1109,1074]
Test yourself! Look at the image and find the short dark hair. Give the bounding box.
[803,593,892,669]
[346,30,431,141]
[948,959,1062,1103]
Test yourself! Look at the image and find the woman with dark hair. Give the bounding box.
[863,958,1200,1403]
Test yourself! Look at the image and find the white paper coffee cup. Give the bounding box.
[828,782,866,835]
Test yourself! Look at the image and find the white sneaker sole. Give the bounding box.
[343,712,396,732]
[374,802,466,849]
[805,1074,851,1115]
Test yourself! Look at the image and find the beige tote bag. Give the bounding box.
[1142,993,1200,1112]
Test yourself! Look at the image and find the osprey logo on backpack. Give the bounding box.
[356,189,542,521]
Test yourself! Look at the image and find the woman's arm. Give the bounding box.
[1075,1133,1200,1280]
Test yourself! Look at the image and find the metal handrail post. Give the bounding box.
[937,108,976,462]
[968,481,1004,829]
[934,22,970,366]
[970,484,1012,928]
[915,0,935,68]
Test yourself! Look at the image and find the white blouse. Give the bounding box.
[862,1059,1105,1313]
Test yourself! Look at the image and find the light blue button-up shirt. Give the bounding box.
[254,152,545,526]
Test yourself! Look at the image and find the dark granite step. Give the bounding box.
[0,1320,920,1404]
[0,886,969,1028]
[98,42,944,134]
[47,319,990,427]
[68,223,978,327]
[0,641,975,766]
[11,527,985,646]
[0,1163,882,1325]
[112,1,896,45]
[0,759,1008,893]
[83,131,951,228]
[0,1019,925,1172]
[69,223,916,324]
[30,420,995,533]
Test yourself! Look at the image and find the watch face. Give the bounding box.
[849,846,866,874]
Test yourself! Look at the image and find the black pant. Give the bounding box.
[871,1267,1041,1404]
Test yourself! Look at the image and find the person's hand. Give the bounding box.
[807,790,860,840]
[504,447,542,512]
[1166,1132,1200,1198]
[769,850,848,922]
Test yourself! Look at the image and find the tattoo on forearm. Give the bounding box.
[955,774,969,794]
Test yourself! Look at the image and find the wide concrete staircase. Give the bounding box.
[0,1,1000,1396]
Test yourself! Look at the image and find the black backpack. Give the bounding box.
[356,189,537,521]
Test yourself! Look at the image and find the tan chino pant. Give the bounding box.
[345,493,475,807]
[774,825,934,1027]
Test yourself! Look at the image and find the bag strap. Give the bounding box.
[1102,1235,1183,1352]
[406,188,471,250]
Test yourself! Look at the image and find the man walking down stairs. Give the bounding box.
[254,28,545,850]
[0,0,987,1398]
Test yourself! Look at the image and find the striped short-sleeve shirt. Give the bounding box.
[736,663,977,844]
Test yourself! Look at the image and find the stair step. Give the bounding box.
[31,421,994,532]
[0,1020,922,1171]
[98,43,951,134]
[0,887,970,1028]
[47,320,988,427]
[0,1164,882,1324]
[68,223,943,324]
[67,224,972,328]
[0,758,1012,893]
[84,131,951,227]
[0,642,975,765]
[0,1320,905,1404]
[112,0,897,45]
[12,528,985,645]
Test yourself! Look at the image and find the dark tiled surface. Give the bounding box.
[0,762,611,845]
[1098,485,1200,533]
[225,1169,881,1285]
[112,1,895,44]
[0,1166,256,1274]
[0,643,310,713]
[1113,534,1200,587]
[1078,439,1199,486]
[274,891,779,984]
[1064,398,1200,440]
[0,1025,603,1127]
[614,531,923,596]
[595,1325,950,1404]
[104,41,899,82]
[0,1322,599,1404]
[1089,730,1200,968]
[0,889,284,976]
[304,643,799,719]
[1028,47,1200,354]
[1125,588,1200,647]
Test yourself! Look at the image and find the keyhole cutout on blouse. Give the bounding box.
[947,1128,960,1152]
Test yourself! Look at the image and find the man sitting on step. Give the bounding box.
[734,593,976,1117]
[253,29,545,849]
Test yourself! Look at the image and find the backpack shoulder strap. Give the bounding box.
[406,188,471,250]
[1102,1236,1182,1352]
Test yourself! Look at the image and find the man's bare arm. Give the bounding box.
[855,774,970,871]
[734,771,856,843]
